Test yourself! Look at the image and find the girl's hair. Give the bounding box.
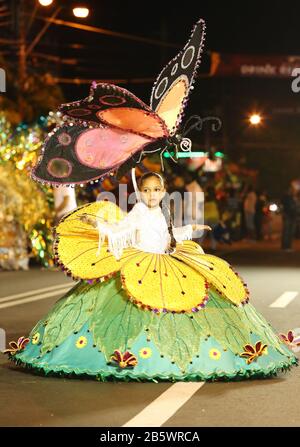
[138,172,177,253]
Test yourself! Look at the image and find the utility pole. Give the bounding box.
[18,0,27,88]
[12,0,27,108]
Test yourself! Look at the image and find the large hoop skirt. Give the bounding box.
[6,202,298,381]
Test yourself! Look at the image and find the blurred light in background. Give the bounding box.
[203,157,222,172]
[214,151,225,158]
[249,113,262,125]
[269,203,278,212]
[73,7,90,18]
[38,0,54,6]
[163,151,224,159]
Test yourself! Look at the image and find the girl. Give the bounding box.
[5,172,297,381]
[80,172,211,258]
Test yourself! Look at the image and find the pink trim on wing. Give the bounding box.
[150,18,206,135]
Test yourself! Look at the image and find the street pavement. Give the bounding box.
[0,240,299,427]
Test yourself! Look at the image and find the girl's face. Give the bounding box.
[139,176,166,208]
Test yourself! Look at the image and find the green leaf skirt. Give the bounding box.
[9,273,298,382]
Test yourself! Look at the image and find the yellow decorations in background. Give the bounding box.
[0,112,63,266]
[0,162,53,267]
[0,112,63,170]
[0,114,41,169]
[0,162,50,232]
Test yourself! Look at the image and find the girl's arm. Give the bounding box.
[94,203,143,259]
[172,224,211,243]
[172,224,193,243]
[192,224,212,231]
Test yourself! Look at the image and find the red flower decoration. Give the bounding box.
[110,349,138,369]
[279,330,300,349]
[239,341,268,364]
[3,336,30,355]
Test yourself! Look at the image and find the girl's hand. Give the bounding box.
[79,213,89,223]
[192,224,212,231]
[79,214,97,227]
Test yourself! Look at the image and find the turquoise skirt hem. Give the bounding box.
[9,352,298,382]
[7,275,298,382]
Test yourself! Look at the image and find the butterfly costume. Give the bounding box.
[6,19,298,381]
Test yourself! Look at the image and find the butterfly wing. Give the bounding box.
[95,99,170,180]
[115,139,164,181]
[31,124,154,185]
[150,18,206,135]
[97,107,168,139]
[36,82,170,185]
[59,82,153,123]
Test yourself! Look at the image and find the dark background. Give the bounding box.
[3,0,300,196]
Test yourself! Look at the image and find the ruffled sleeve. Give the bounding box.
[96,202,143,260]
[172,224,193,243]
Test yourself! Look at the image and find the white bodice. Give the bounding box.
[96,201,194,259]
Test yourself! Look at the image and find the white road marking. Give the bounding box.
[270,291,299,308]
[0,283,72,304]
[122,382,205,427]
[0,287,71,310]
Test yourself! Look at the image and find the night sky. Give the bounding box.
[3,0,300,194]
[18,0,300,99]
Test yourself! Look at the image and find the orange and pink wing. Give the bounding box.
[32,83,169,186]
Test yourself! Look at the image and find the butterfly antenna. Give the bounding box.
[182,115,204,136]
[202,116,222,132]
[182,115,222,137]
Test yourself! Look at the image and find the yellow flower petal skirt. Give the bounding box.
[6,201,298,381]
[53,201,249,312]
